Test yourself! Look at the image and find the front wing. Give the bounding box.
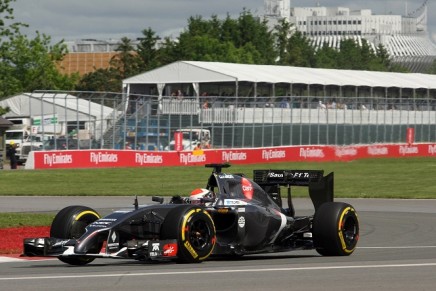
[23,237,179,261]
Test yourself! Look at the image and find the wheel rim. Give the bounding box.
[188,218,212,251]
[341,215,358,249]
[70,212,100,239]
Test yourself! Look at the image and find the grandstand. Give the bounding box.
[264,0,436,72]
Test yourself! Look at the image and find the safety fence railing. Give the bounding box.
[26,92,436,151]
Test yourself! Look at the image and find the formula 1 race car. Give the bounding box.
[23,164,359,265]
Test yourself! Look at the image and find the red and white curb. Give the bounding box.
[0,254,53,263]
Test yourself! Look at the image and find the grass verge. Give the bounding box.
[1,157,435,198]
[1,157,435,230]
[0,213,55,228]
[1,157,435,254]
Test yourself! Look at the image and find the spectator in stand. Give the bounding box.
[318,100,327,110]
[202,99,210,109]
[331,100,337,109]
[176,89,184,100]
[279,98,290,108]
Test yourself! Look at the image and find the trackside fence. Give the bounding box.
[26,91,435,151]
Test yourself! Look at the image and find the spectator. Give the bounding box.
[7,141,18,169]
[202,99,210,109]
[318,100,327,110]
[176,89,184,100]
[265,97,275,108]
[279,98,290,108]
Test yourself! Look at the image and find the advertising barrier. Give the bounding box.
[25,143,436,170]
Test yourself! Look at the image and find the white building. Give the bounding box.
[263,0,436,72]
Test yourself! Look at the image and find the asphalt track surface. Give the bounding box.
[1,197,436,291]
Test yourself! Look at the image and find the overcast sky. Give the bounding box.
[10,0,435,44]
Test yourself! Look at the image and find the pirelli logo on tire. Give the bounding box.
[183,240,199,259]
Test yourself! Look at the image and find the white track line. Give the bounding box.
[2,263,436,281]
[2,245,436,263]
[359,246,436,249]
[0,256,54,263]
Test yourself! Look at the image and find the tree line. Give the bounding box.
[1,0,436,106]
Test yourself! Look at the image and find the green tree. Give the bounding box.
[9,33,77,91]
[76,37,143,93]
[318,38,403,72]
[234,10,276,64]
[109,37,141,79]
[283,31,316,67]
[167,10,275,65]
[75,68,121,92]
[0,0,26,40]
[0,0,77,98]
[375,44,408,72]
[157,36,182,65]
[426,59,436,74]
[0,106,9,115]
[136,28,161,72]
[375,44,391,69]
[273,18,292,65]
[1,32,77,96]
[1,0,28,97]
[336,39,363,69]
[315,43,339,68]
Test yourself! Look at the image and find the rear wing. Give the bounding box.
[253,169,334,215]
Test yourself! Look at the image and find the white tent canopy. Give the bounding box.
[123,61,436,97]
[0,93,114,120]
[0,93,115,138]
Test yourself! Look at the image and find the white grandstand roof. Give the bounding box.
[123,61,436,90]
[0,93,114,120]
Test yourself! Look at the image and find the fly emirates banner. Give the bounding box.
[26,143,436,169]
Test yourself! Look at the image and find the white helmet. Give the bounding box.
[190,188,214,205]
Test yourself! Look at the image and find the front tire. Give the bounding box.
[50,205,101,265]
[313,202,359,256]
[160,205,216,263]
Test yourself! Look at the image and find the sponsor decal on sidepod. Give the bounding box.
[241,177,253,199]
[163,243,178,257]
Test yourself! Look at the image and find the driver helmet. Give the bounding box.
[190,188,215,205]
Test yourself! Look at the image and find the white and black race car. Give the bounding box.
[23,164,359,265]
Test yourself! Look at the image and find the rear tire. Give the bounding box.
[313,202,359,256]
[160,205,216,263]
[50,205,101,265]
